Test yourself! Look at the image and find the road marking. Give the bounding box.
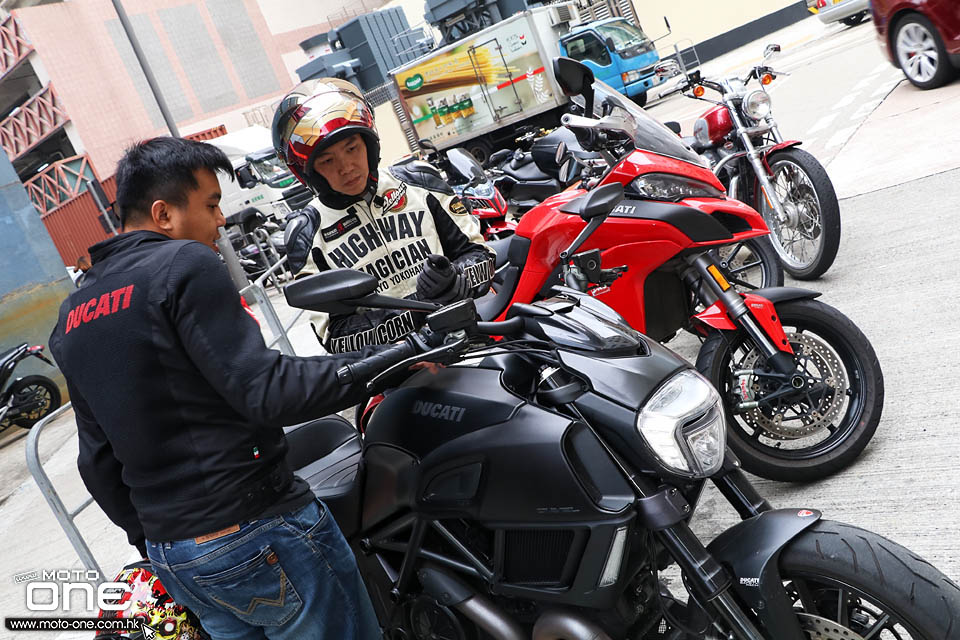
[872,81,897,97]
[850,98,883,121]
[852,78,872,92]
[833,93,858,110]
[871,62,890,74]
[825,125,859,149]
[807,113,839,135]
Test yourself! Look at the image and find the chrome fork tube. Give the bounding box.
[727,101,787,226]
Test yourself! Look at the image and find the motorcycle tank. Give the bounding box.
[696,104,734,145]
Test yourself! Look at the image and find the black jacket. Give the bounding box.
[49,231,377,551]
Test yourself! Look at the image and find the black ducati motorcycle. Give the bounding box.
[280,186,959,639]
[0,343,60,429]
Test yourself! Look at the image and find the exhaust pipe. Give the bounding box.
[532,610,613,640]
[418,567,524,640]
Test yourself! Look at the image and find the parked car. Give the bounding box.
[870,0,960,89]
[808,0,870,27]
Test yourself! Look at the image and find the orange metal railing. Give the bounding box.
[0,84,69,162]
[185,124,227,141]
[25,154,100,216]
[0,15,32,81]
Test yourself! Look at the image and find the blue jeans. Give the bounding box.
[146,498,381,640]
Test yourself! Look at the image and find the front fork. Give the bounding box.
[726,103,788,229]
[687,253,796,376]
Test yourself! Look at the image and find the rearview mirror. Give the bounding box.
[554,141,568,166]
[604,37,616,52]
[559,157,580,185]
[655,59,681,79]
[284,269,379,314]
[236,164,257,189]
[559,182,624,220]
[763,44,781,60]
[419,138,438,153]
[553,57,595,117]
[663,121,682,135]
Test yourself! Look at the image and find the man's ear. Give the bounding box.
[151,199,173,231]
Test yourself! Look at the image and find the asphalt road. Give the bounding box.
[3,14,960,637]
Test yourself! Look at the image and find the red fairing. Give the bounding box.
[602,149,726,192]
[700,105,734,145]
[742,293,794,354]
[761,140,802,175]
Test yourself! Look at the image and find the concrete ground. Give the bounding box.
[3,14,960,638]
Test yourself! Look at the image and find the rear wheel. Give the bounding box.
[697,299,883,481]
[713,236,784,290]
[756,148,841,280]
[5,376,61,429]
[631,91,648,108]
[894,14,957,89]
[778,520,960,639]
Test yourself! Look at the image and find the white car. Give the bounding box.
[807,0,870,27]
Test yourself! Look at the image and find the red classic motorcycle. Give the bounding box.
[478,58,883,482]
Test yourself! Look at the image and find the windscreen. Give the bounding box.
[594,20,654,53]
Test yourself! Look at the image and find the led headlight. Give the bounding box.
[636,370,726,478]
[743,90,772,120]
[629,173,725,202]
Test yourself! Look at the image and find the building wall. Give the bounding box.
[632,0,799,48]
[13,0,296,176]
[0,148,74,394]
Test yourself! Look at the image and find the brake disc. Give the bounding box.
[796,612,865,640]
[734,332,848,440]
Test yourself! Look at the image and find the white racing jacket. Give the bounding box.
[305,165,494,353]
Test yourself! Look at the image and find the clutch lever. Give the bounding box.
[366,335,469,393]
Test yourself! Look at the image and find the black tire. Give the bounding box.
[779,520,960,639]
[840,11,867,27]
[462,139,492,166]
[756,148,841,280]
[714,236,784,290]
[696,299,883,482]
[8,375,61,428]
[631,91,648,108]
[893,13,957,90]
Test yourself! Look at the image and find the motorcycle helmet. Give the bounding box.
[272,78,380,208]
[96,561,208,640]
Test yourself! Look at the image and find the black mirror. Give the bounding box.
[284,269,379,314]
[664,120,682,135]
[664,16,671,31]
[604,37,616,51]
[559,157,582,185]
[559,182,624,220]
[236,165,257,189]
[763,44,781,60]
[554,141,567,166]
[553,57,595,117]
[419,138,438,152]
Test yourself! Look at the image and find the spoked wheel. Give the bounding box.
[778,520,960,639]
[756,148,840,280]
[712,236,784,290]
[7,375,61,429]
[697,299,883,481]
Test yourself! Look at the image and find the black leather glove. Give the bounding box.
[283,206,320,275]
[417,255,470,304]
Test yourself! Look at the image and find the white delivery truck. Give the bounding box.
[205,126,313,221]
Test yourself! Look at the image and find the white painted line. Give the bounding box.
[807,113,839,135]
[851,78,872,92]
[871,81,897,97]
[832,93,858,110]
[825,125,859,149]
[870,62,890,75]
[850,98,883,121]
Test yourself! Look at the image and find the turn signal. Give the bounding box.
[692,85,705,97]
[761,73,774,86]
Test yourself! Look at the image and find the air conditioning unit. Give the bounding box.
[548,1,579,26]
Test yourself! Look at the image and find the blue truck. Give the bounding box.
[390,4,671,163]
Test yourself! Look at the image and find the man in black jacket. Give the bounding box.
[49,137,382,640]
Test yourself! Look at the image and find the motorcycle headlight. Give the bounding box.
[743,90,772,120]
[629,173,724,202]
[636,370,726,478]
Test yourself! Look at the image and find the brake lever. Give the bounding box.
[365,335,470,393]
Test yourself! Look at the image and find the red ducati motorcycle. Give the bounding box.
[478,58,883,482]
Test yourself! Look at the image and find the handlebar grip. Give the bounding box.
[336,340,418,385]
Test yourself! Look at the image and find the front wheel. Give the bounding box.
[6,375,61,429]
[696,299,883,482]
[755,148,841,280]
[713,236,784,290]
[778,520,960,639]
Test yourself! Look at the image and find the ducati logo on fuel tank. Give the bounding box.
[413,401,466,422]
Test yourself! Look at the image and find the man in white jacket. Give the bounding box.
[274,78,494,353]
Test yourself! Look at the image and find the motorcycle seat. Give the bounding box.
[504,160,553,182]
[0,344,26,369]
[487,236,513,270]
[476,235,531,321]
[284,416,364,536]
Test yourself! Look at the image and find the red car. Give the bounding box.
[870,0,960,89]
